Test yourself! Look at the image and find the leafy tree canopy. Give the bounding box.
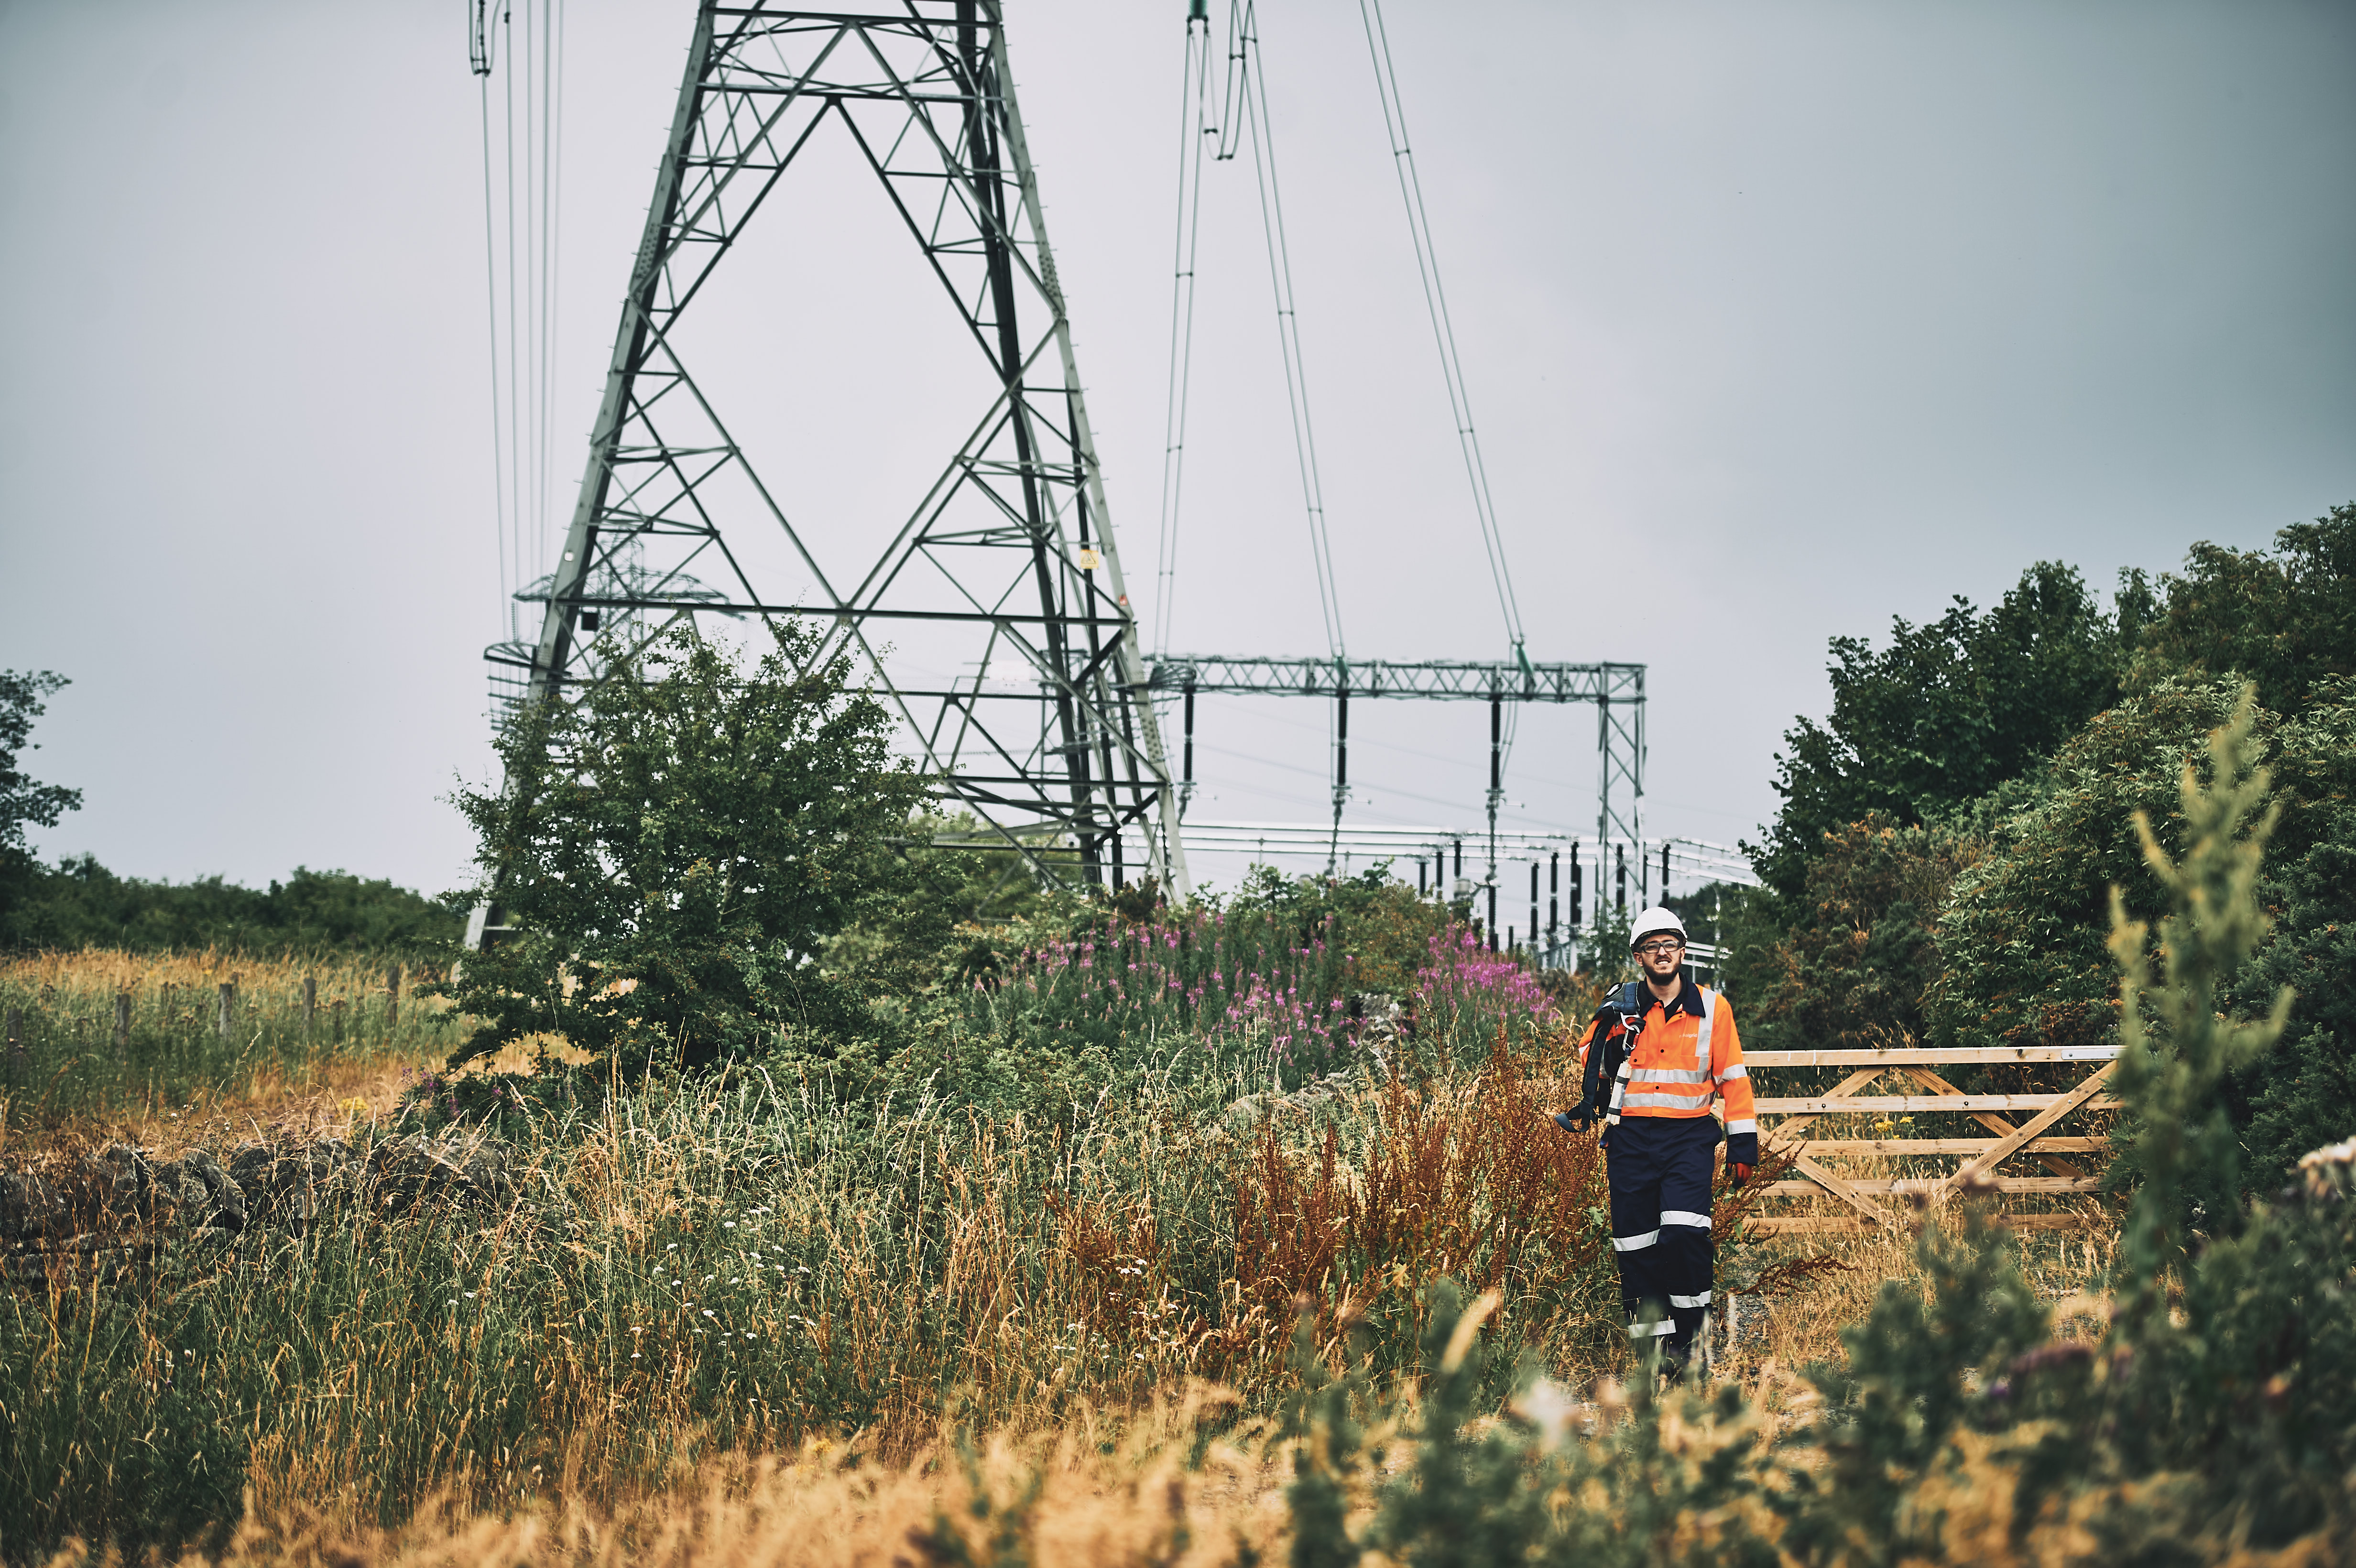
[1928,675,2356,1061]
[1749,562,2138,900]
[7,858,457,954]
[0,669,80,856]
[0,669,83,946]
[2131,503,2356,714]
[440,622,928,1077]
[1724,813,1982,1053]
[818,811,1058,1001]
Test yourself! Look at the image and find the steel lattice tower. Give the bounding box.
[490,0,1188,898]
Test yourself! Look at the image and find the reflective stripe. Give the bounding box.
[1661,1210,1711,1229]
[1669,1291,1712,1309]
[1631,1066,1712,1085]
[1725,1118,1757,1134]
[1612,1230,1660,1252]
[1628,1318,1678,1338]
[1717,1062,1748,1082]
[1696,986,1714,1063]
[1622,1091,1709,1110]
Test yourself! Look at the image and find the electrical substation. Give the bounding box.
[461,0,1757,963]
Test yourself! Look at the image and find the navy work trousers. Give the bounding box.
[1604,1114,1719,1355]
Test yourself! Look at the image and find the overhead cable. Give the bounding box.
[1228,0,1345,662]
[468,0,567,649]
[1356,0,1524,660]
[1151,8,1217,658]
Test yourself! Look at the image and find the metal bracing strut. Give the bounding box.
[482,0,1187,917]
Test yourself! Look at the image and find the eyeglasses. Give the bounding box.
[1633,940,1685,957]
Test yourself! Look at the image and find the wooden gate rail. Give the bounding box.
[1740,1045,2119,1235]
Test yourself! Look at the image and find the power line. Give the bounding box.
[1356,0,1524,656]
[1229,1,1344,661]
[475,73,508,630]
[1151,7,1216,659]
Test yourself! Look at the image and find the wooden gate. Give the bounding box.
[1739,1045,2120,1234]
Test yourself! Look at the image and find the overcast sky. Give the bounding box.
[2,0,2351,900]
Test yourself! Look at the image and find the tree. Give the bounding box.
[1928,675,2356,1063]
[11,858,456,954]
[1725,813,1982,1053]
[818,811,1054,1000]
[0,670,80,855]
[1749,563,2132,899]
[2228,677,2356,1187]
[2133,502,2356,715]
[440,623,928,1077]
[0,670,82,945]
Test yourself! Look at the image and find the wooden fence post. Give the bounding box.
[303,976,317,1041]
[114,991,131,1064]
[216,983,235,1041]
[332,998,346,1044]
[386,964,401,1029]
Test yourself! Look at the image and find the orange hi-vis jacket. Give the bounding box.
[1577,979,1757,1138]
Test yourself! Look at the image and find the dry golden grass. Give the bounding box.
[38,1393,1298,1568]
[0,949,590,1159]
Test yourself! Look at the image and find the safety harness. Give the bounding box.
[1575,980,1717,1129]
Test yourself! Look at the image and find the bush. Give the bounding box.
[438,622,927,1078]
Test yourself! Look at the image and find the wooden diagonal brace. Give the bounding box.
[1763,1068,1886,1152]
[1940,1060,2117,1196]
[1904,1066,2087,1180]
[1790,1152,1897,1227]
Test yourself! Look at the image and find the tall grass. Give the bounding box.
[0,913,1628,1557]
[1,1064,1605,1547]
[0,950,456,1127]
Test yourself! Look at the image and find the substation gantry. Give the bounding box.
[1142,653,1647,950]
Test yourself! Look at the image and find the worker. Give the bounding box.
[1552,906,1756,1376]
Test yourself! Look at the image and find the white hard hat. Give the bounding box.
[1629,906,1686,949]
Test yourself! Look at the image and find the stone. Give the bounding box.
[224,1140,358,1233]
[180,1149,247,1231]
[366,1131,515,1213]
[0,1170,66,1240]
[76,1143,153,1223]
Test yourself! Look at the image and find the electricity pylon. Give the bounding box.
[488,0,1188,904]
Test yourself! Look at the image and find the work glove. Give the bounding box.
[1729,1162,1754,1187]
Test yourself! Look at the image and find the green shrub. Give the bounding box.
[438,622,927,1077]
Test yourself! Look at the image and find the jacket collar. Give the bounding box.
[1630,974,1704,1021]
